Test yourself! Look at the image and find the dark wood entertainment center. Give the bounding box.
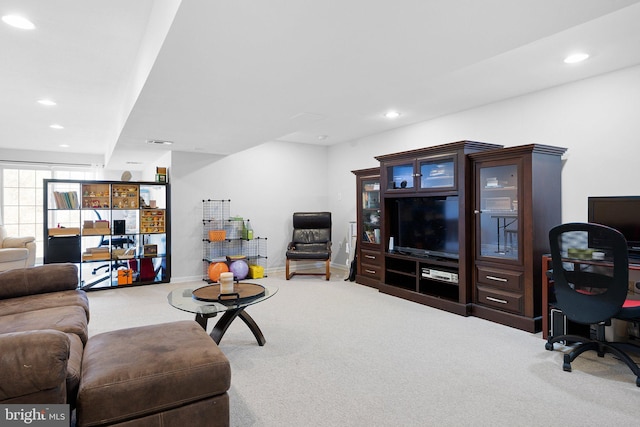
[353,141,566,332]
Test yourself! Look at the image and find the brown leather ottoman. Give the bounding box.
[76,321,231,427]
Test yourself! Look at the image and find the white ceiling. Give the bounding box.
[1,0,640,170]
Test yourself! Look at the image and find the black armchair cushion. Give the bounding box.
[291,229,331,245]
[287,244,331,260]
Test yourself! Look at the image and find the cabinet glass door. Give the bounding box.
[477,163,519,260]
[418,156,456,190]
[385,162,414,191]
[361,178,381,244]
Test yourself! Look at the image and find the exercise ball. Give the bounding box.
[208,262,229,282]
[229,260,249,280]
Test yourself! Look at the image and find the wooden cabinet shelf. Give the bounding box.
[375,141,502,316]
[354,141,566,331]
[351,168,383,288]
[469,144,566,332]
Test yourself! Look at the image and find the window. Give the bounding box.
[1,166,100,264]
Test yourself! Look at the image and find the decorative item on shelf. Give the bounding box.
[116,248,136,260]
[208,230,226,241]
[121,171,132,182]
[208,262,229,282]
[49,227,81,236]
[117,269,133,285]
[156,167,167,183]
[82,220,110,235]
[242,220,253,240]
[83,247,111,261]
[486,177,499,188]
[248,264,264,279]
[143,244,158,257]
[365,231,374,242]
[113,220,126,235]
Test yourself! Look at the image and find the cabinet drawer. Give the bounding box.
[360,249,382,265]
[476,266,523,291]
[360,262,381,280]
[477,285,523,314]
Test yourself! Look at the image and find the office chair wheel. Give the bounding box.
[562,354,572,372]
[636,377,640,387]
[545,342,554,351]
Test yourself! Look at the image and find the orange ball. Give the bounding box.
[208,262,229,282]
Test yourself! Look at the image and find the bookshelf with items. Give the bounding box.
[202,199,267,282]
[44,179,170,290]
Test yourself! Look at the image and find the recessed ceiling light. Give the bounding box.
[2,15,35,30]
[318,135,329,140]
[38,99,57,106]
[50,124,64,129]
[59,144,69,148]
[564,53,589,64]
[146,139,173,145]
[384,111,401,119]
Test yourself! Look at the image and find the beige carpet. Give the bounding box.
[87,272,640,427]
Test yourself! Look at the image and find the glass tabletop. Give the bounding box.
[167,283,278,317]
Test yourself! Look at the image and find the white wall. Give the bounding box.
[327,64,640,265]
[163,64,640,282]
[170,141,328,281]
[10,64,637,282]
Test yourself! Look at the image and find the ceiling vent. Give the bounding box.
[146,139,173,145]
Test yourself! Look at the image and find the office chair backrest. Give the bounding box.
[291,212,331,245]
[548,222,629,325]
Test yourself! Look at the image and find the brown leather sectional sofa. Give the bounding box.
[0,264,231,426]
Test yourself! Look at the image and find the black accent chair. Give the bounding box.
[546,222,640,386]
[286,212,332,280]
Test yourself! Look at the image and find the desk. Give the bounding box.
[490,213,517,255]
[541,254,640,339]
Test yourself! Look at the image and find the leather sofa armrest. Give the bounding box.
[0,330,70,401]
[2,236,35,248]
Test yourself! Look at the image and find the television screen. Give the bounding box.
[588,196,640,252]
[390,196,459,260]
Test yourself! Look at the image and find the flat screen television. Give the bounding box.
[588,196,640,256]
[389,196,459,260]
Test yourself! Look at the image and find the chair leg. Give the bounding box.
[286,259,291,280]
[325,259,330,280]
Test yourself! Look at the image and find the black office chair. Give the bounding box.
[91,210,135,275]
[546,222,640,386]
[286,212,332,280]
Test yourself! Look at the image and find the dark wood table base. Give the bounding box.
[195,308,266,346]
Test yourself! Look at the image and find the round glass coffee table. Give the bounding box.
[168,283,277,346]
